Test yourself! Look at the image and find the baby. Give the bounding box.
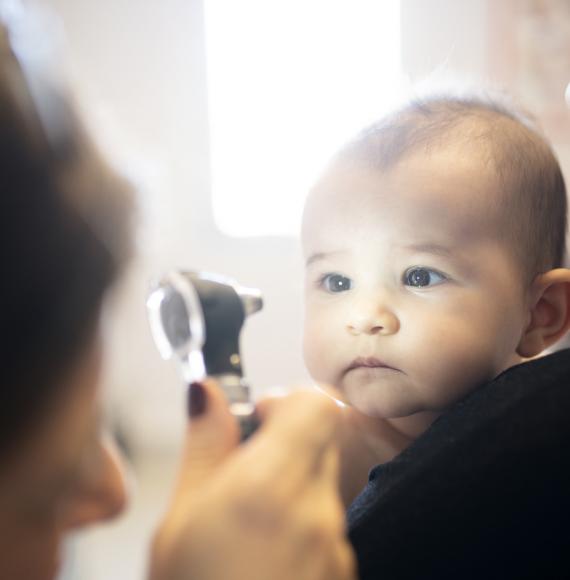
[301,93,570,498]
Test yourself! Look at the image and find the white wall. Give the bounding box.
[402,0,489,81]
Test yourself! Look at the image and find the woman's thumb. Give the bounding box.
[175,379,241,494]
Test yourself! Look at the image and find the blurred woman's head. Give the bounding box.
[0,12,134,578]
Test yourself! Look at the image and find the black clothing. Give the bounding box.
[347,349,570,579]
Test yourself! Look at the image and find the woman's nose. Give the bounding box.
[347,297,400,336]
[61,434,129,530]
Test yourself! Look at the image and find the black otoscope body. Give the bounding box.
[147,271,261,439]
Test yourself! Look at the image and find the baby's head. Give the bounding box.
[302,93,570,420]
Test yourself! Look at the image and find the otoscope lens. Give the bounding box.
[160,290,192,349]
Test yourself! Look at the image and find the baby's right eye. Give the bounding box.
[319,273,352,293]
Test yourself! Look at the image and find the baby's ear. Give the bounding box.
[517,268,570,358]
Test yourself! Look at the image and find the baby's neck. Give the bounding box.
[386,411,442,441]
[339,409,439,507]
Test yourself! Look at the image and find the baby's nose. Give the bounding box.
[347,301,400,336]
[60,434,129,530]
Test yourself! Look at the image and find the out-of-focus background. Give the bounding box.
[23,0,567,578]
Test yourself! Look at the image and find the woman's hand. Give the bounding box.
[149,380,356,580]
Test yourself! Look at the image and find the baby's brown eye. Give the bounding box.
[404,267,446,288]
[322,274,352,293]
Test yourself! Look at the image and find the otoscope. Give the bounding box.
[146,271,262,440]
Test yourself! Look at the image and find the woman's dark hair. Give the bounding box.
[0,21,134,456]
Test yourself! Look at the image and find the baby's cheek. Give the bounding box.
[414,329,499,408]
[302,325,336,384]
[302,325,323,376]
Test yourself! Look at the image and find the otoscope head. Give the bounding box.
[146,271,205,362]
[146,270,263,380]
[147,270,262,439]
[238,286,263,317]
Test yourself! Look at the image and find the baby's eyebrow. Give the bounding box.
[305,250,346,267]
[401,243,454,257]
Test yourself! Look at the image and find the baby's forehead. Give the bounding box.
[305,145,502,229]
[303,103,566,282]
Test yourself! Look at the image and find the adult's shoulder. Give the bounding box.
[348,349,570,580]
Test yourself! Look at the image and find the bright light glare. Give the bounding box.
[204,1,402,237]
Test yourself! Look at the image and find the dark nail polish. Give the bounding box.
[188,382,207,418]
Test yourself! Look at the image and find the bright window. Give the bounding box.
[204,1,402,237]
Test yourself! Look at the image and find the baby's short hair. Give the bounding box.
[335,92,568,282]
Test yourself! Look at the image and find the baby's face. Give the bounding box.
[302,148,530,418]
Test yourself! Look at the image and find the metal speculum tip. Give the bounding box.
[239,287,263,317]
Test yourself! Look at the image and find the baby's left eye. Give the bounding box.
[320,273,353,293]
[403,267,447,288]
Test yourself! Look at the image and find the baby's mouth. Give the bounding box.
[345,357,401,374]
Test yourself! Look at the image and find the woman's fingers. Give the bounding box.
[224,389,342,506]
[257,388,340,450]
[175,379,240,495]
[151,384,356,580]
[177,384,339,499]
[327,537,358,580]
[254,382,345,421]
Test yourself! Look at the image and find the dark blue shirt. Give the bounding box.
[347,349,570,579]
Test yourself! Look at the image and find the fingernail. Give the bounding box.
[188,382,207,418]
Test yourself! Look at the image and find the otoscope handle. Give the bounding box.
[235,409,259,441]
[215,373,259,441]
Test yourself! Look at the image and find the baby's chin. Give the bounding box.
[342,390,444,441]
[341,384,424,419]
